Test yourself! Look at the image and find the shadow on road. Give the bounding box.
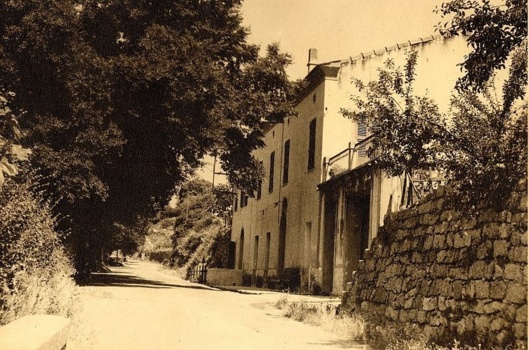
[78,264,217,292]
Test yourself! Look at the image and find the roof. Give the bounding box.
[294,64,340,105]
[294,34,445,105]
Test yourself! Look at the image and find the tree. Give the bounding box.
[341,48,526,207]
[0,0,297,273]
[436,0,527,91]
[341,51,447,178]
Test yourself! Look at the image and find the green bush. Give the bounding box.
[0,178,76,325]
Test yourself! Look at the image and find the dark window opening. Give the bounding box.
[269,151,275,193]
[257,161,263,200]
[308,118,316,170]
[283,139,290,185]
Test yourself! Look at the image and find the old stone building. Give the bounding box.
[230,35,469,294]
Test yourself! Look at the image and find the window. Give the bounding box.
[240,192,249,208]
[358,123,367,157]
[308,118,316,170]
[268,151,275,193]
[283,139,290,185]
[257,161,263,200]
[234,195,238,212]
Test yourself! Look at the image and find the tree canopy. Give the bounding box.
[0,0,297,272]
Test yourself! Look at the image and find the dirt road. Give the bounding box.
[69,260,365,350]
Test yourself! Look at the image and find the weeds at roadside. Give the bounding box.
[275,296,366,342]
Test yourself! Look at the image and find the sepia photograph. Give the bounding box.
[0,0,526,349]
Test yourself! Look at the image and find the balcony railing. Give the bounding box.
[323,135,374,182]
[322,137,446,208]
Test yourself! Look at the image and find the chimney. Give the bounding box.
[307,48,318,74]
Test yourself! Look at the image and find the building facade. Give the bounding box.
[231,35,468,294]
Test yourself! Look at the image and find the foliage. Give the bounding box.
[342,43,527,206]
[341,51,446,177]
[142,178,232,272]
[436,0,527,92]
[442,78,527,204]
[0,176,75,325]
[0,93,31,188]
[0,0,296,272]
[170,178,231,269]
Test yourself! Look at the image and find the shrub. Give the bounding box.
[0,177,76,325]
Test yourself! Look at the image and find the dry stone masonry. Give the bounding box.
[343,180,527,347]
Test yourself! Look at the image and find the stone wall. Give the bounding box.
[342,180,527,347]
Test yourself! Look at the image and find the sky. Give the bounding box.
[240,0,447,80]
[198,0,448,184]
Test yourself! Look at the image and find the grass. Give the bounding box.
[275,296,527,350]
[275,296,366,342]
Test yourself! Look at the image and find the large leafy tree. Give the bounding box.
[0,0,297,272]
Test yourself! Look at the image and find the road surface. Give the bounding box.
[68,260,365,350]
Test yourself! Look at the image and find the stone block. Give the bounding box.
[504,304,517,322]
[436,250,447,263]
[515,305,527,323]
[385,306,399,321]
[476,242,492,260]
[455,318,467,334]
[474,280,490,299]
[474,315,489,333]
[451,280,464,299]
[434,198,445,210]
[421,213,440,226]
[423,297,437,311]
[494,264,506,280]
[437,296,447,311]
[433,235,446,249]
[513,323,527,340]
[440,209,456,221]
[417,310,427,324]
[504,263,524,282]
[468,228,482,240]
[423,235,434,250]
[490,281,507,300]
[434,220,450,234]
[510,246,527,263]
[473,300,487,314]
[481,223,500,239]
[505,283,527,304]
[429,311,447,327]
[498,210,512,223]
[460,216,478,229]
[418,201,434,215]
[490,318,508,332]
[483,301,503,314]
[469,261,487,279]
[454,232,472,248]
[520,192,528,211]
[499,223,513,239]
[493,240,509,257]
[0,315,71,350]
